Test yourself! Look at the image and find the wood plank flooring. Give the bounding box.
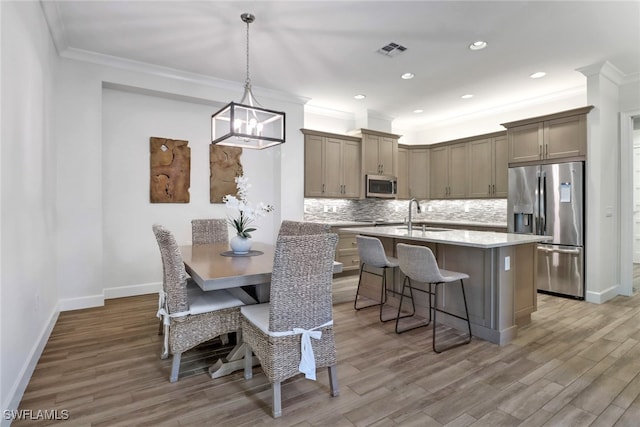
[14,277,640,426]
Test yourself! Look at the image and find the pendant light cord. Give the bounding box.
[245,18,251,89]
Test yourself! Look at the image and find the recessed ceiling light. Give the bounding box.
[530,71,546,79]
[354,94,366,100]
[401,72,415,80]
[469,40,487,50]
[413,109,424,114]
[461,94,474,99]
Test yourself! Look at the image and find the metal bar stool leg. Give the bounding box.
[395,277,431,334]
[433,280,472,353]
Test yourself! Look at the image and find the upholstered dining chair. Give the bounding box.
[277,220,330,237]
[241,233,339,418]
[395,243,472,353]
[191,218,228,245]
[153,224,245,382]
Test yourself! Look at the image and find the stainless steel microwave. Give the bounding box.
[366,174,397,198]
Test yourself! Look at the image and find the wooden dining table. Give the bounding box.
[179,241,343,378]
[180,241,276,304]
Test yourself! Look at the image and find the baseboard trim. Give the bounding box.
[104,282,161,300]
[2,307,59,427]
[58,294,104,311]
[585,284,619,304]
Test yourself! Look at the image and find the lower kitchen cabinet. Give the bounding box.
[333,228,361,272]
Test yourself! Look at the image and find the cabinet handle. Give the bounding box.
[539,144,542,159]
[322,184,325,193]
[488,184,491,195]
[545,144,548,157]
[492,184,496,195]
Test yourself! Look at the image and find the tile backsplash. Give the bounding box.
[304,198,507,224]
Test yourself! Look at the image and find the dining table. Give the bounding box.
[179,241,343,378]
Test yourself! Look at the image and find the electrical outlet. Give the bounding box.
[504,256,510,271]
[323,205,329,213]
[332,206,337,213]
[464,204,470,213]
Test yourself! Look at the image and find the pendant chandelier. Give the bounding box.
[211,13,286,149]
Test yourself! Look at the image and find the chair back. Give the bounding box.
[191,218,228,245]
[356,235,392,268]
[278,220,330,237]
[396,243,445,283]
[268,233,338,332]
[153,224,189,314]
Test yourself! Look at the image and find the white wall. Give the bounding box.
[53,58,305,309]
[396,87,587,145]
[580,62,625,303]
[101,88,279,294]
[1,1,60,419]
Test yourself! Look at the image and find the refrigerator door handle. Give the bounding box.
[540,172,546,235]
[534,174,541,234]
[538,245,581,255]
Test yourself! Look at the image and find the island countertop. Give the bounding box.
[338,225,550,249]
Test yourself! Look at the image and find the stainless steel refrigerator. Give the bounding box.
[507,161,584,299]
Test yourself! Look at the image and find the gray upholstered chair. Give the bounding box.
[395,243,472,353]
[191,218,228,244]
[277,220,330,237]
[241,233,339,418]
[153,224,244,382]
[354,235,400,322]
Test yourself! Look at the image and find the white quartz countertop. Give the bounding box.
[324,219,507,228]
[339,225,551,249]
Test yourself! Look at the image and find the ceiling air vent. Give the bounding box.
[377,42,407,57]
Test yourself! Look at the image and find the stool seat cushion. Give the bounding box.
[438,269,470,283]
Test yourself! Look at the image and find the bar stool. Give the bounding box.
[354,235,401,322]
[395,243,472,353]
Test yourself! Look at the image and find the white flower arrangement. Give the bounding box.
[222,176,274,238]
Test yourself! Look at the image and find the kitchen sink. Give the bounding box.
[395,226,451,232]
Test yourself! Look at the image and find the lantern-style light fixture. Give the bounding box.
[211,13,286,149]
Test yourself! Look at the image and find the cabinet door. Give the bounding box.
[430,146,448,198]
[363,133,381,174]
[409,148,429,199]
[396,147,409,199]
[509,123,543,164]
[448,143,468,198]
[378,136,396,176]
[545,115,587,160]
[324,138,343,197]
[341,140,361,198]
[468,138,493,198]
[493,136,509,197]
[304,134,325,197]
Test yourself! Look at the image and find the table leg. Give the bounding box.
[208,330,260,379]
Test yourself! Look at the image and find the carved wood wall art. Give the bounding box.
[210,145,243,203]
[150,137,190,203]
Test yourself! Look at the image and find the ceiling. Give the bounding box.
[41,1,640,131]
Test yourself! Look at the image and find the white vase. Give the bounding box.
[230,235,252,254]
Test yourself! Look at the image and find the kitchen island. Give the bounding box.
[340,225,550,345]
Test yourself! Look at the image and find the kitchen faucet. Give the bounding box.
[407,198,422,232]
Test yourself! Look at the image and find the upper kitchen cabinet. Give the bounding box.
[302,129,361,198]
[397,145,429,200]
[396,146,410,199]
[430,142,468,198]
[408,147,430,199]
[468,132,508,198]
[359,129,400,177]
[502,106,594,165]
